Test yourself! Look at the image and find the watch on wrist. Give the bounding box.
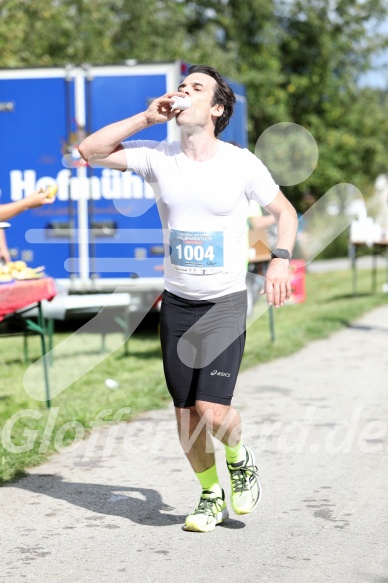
[270,248,291,261]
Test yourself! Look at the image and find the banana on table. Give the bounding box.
[0,261,46,283]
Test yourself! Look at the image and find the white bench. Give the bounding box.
[22,291,132,356]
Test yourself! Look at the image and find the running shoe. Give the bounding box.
[227,445,261,515]
[183,489,229,532]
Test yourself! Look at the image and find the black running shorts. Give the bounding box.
[160,289,247,408]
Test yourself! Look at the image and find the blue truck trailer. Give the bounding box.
[0,61,248,314]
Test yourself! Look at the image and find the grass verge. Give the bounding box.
[0,267,387,484]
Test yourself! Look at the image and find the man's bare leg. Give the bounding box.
[175,401,242,473]
[176,402,241,532]
[176,400,260,523]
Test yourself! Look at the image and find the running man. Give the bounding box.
[79,65,298,533]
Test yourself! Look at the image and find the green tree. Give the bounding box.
[0,0,122,66]
[276,0,388,206]
[0,0,191,66]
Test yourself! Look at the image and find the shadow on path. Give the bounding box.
[11,473,185,526]
[10,473,246,530]
[341,321,388,334]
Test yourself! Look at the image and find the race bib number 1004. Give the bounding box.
[170,229,224,274]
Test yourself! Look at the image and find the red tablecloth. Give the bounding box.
[0,277,57,321]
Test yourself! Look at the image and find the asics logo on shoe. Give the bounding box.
[210,370,231,377]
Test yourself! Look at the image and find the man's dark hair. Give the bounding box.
[187,65,236,137]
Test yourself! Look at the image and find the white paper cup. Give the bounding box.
[171,96,191,110]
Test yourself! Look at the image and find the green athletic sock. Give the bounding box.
[195,465,221,496]
[224,441,245,465]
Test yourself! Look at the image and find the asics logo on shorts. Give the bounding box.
[210,370,231,378]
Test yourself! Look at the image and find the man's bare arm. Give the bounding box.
[78,92,186,171]
[264,190,298,255]
[261,190,299,308]
[78,113,148,171]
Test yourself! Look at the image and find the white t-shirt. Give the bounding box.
[122,140,278,300]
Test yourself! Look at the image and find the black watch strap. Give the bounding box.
[271,248,291,260]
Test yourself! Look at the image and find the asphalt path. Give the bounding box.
[0,304,387,583]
